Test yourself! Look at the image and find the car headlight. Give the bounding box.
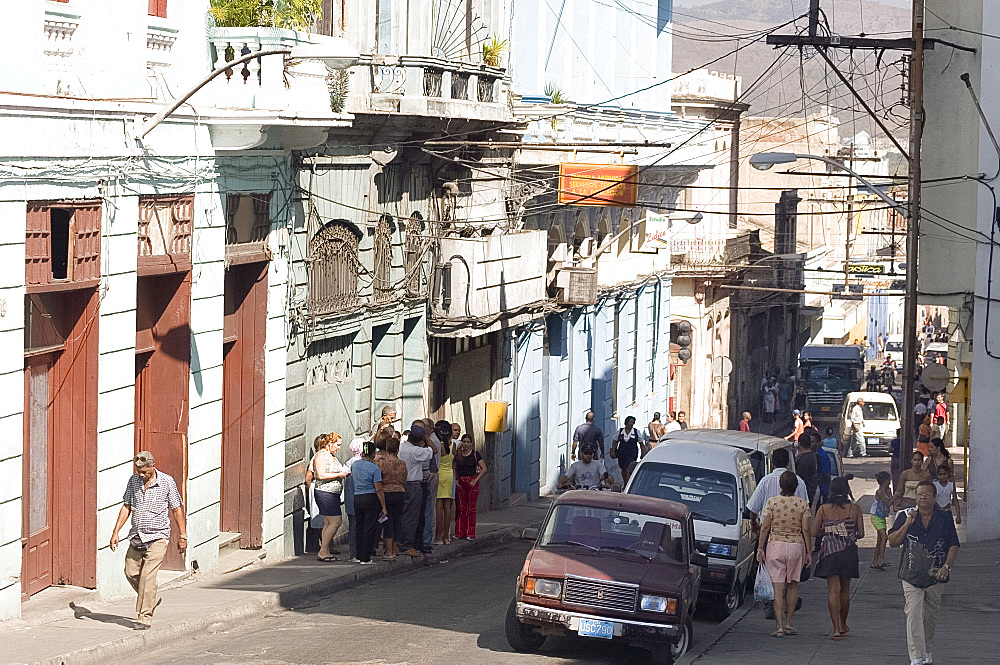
[525,577,562,598]
[640,594,678,614]
[707,543,735,558]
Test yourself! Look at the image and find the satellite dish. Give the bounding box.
[920,363,949,392]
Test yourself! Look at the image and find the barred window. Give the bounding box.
[309,222,360,314]
[404,212,424,296]
[373,214,393,304]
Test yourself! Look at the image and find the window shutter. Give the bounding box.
[149,0,167,18]
[72,205,102,282]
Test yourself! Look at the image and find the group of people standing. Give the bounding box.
[760,370,809,424]
[305,408,487,565]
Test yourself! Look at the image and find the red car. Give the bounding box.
[505,491,706,665]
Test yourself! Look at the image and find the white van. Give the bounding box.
[839,391,900,454]
[662,429,795,484]
[625,441,757,619]
[885,334,904,355]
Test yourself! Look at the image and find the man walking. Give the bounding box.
[676,411,689,430]
[849,397,867,458]
[571,411,605,461]
[888,480,960,665]
[932,394,949,441]
[109,451,186,629]
[398,424,433,556]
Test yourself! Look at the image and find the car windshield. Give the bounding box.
[861,401,898,420]
[628,463,739,525]
[539,504,684,563]
[804,365,850,381]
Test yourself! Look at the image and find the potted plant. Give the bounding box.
[481,35,508,68]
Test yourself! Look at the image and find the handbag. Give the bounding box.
[307,483,324,530]
[898,540,941,588]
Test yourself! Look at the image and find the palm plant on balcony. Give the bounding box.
[209,0,322,31]
[544,83,568,105]
[481,35,507,68]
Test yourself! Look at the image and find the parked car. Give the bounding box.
[506,490,705,665]
[839,391,900,455]
[885,334,904,356]
[662,429,796,484]
[625,441,757,619]
[925,341,948,365]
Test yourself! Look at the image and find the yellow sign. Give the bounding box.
[558,163,639,206]
[847,263,886,275]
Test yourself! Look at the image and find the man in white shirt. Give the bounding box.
[849,398,867,458]
[663,411,682,434]
[398,424,433,556]
[558,445,611,490]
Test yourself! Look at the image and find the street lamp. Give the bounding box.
[751,150,919,466]
[139,39,359,140]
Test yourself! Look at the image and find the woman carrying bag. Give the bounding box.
[812,476,864,640]
[310,433,350,562]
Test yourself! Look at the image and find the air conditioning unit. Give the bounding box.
[554,267,598,305]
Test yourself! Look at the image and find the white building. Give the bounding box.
[920,0,994,540]
[0,1,352,618]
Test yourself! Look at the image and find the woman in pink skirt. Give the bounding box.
[757,470,812,637]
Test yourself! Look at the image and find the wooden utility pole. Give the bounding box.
[901,0,924,466]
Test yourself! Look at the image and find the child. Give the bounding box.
[870,471,892,569]
[822,427,838,451]
[933,465,962,524]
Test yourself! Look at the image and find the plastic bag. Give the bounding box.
[754,564,774,603]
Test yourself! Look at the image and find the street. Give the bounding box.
[130,541,717,665]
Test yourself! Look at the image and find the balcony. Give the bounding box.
[430,231,547,332]
[350,54,511,122]
[670,234,753,276]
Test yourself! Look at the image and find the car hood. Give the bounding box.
[528,548,686,595]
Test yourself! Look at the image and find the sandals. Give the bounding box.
[317,556,338,562]
[784,627,798,635]
[831,632,843,640]
[771,630,785,638]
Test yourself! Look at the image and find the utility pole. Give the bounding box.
[901,0,924,466]
[845,143,855,292]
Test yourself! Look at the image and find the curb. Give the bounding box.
[675,601,755,665]
[28,526,523,665]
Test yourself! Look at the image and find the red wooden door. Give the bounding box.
[135,273,191,570]
[221,262,267,548]
[22,356,55,598]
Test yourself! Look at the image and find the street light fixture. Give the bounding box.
[139,39,360,140]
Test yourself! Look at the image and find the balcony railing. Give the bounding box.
[206,27,340,115]
[351,54,510,120]
[670,234,753,273]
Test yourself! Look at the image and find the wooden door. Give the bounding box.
[221,262,267,548]
[22,288,99,597]
[22,356,55,598]
[135,273,191,570]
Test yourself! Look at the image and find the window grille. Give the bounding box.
[373,214,394,304]
[309,222,360,314]
[138,196,192,258]
[405,213,424,296]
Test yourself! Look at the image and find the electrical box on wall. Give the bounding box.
[485,401,509,432]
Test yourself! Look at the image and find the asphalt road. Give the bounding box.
[133,541,719,665]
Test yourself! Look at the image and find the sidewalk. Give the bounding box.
[3,499,552,665]
[683,524,999,664]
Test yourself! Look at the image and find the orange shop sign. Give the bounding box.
[558,163,639,206]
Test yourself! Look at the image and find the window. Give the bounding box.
[404,212,424,296]
[309,221,360,314]
[25,202,102,286]
[148,0,167,18]
[375,0,392,53]
[373,214,393,303]
[539,504,684,564]
[629,462,740,525]
[138,196,193,271]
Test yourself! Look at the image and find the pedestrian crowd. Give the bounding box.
[749,420,961,665]
[304,408,487,565]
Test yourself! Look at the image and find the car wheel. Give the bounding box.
[717,579,743,619]
[504,598,546,652]
[649,643,676,665]
[670,618,693,661]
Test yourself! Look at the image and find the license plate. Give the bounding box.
[868,437,880,446]
[821,406,831,412]
[577,618,615,639]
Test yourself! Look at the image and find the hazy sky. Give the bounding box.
[678,0,910,8]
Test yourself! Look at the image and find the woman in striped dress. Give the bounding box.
[812,476,865,640]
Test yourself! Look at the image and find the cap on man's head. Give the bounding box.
[408,424,426,441]
[134,451,155,467]
[580,443,597,456]
[792,409,801,416]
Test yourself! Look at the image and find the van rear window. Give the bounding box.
[628,463,739,525]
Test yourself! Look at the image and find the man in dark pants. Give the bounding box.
[397,424,432,557]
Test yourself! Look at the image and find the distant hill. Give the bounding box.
[673,0,911,140]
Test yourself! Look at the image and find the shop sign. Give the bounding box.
[558,163,639,206]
